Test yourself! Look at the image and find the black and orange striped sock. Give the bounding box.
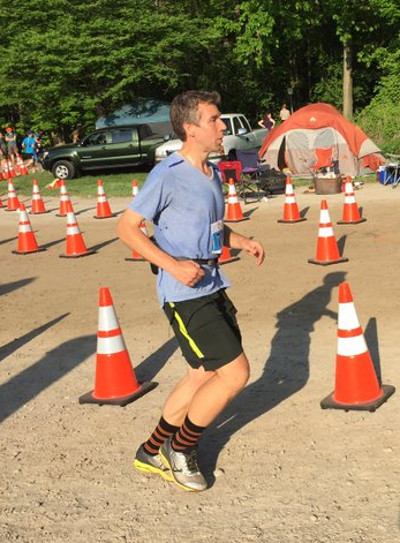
[143,417,180,456]
[171,415,206,452]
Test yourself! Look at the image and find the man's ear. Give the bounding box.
[183,122,196,139]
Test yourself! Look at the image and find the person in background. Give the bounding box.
[22,130,39,172]
[5,127,19,164]
[279,104,291,122]
[258,112,275,130]
[70,124,84,143]
[0,132,8,173]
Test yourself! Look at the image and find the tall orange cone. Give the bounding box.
[278,176,306,223]
[8,161,17,178]
[308,199,348,265]
[16,156,28,176]
[5,180,20,211]
[125,221,148,261]
[79,287,157,406]
[321,282,395,411]
[0,193,3,208]
[94,179,115,219]
[225,178,247,222]
[132,179,139,198]
[12,203,45,254]
[56,180,71,217]
[30,179,47,214]
[60,201,95,258]
[2,162,10,179]
[218,245,239,265]
[337,178,366,225]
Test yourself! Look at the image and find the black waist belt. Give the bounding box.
[175,256,218,266]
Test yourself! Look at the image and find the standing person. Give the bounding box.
[117,91,265,492]
[21,130,39,172]
[70,123,83,143]
[0,132,7,174]
[5,127,19,164]
[279,103,291,122]
[258,111,275,130]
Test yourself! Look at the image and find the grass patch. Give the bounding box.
[2,170,149,197]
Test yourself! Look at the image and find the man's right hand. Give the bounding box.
[171,260,205,287]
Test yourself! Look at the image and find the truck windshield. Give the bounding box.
[221,117,232,136]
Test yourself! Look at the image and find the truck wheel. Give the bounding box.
[227,150,237,161]
[52,160,76,180]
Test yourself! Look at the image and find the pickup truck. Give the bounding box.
[42,124,164,179]
[154,113,268,163]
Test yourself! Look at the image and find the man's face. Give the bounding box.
[186,102,226,153]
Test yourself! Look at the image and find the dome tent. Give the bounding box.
[258,103,384,177]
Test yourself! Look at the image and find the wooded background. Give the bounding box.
[0,0,399,152]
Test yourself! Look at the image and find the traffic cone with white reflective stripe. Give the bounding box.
[321,282,395,411]
[125,221,148,261]
[5,180,20,211]
[30,179,47,214]
[56,180,71,216]
[8,161,17,178]
[94,179,115,219]
[278,176,306,223]
[308,199,348,265]
[225,178,247,222]
[60,200,95,258]
[132,179,139,198]
[79,287,157,406]
[2,163,10,180]
[218,245,239,265]
[337,178,366,225]
[16,156,28,176]
[12,203,45,254]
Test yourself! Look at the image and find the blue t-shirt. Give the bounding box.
[129,152,230,305]
[22,136,36,155]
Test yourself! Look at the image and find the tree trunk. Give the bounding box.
[343,43,353,119]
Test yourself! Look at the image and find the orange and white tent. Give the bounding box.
[259,103,384,177]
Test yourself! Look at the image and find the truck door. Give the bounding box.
[107,127,141,165]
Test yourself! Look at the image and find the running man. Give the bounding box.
[117,90,265,492]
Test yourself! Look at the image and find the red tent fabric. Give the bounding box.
[259,103,384,177]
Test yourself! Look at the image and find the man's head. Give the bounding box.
[170,91,221,142]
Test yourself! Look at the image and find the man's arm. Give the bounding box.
[224,225,265,266]
[117,208,205,287]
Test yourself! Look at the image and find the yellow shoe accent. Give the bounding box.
[158,450,199,492]
[133,459,174,482]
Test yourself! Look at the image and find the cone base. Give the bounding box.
[60,249,96,258]
[94,213,117,219]
[56,213,68,217]
[320,384,395,412]
[125,257,146,262]
[337,218,367,225]
[277,217,307,223]
[225,217,249,223]
[78,380,158,406]
[12,247,46,255]
[30,210,50,215]
[308,256,348,266]
[5,208,19,212]
[218,256,240,265]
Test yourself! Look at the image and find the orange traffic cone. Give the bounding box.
[225,178,248,222]
[2,163,10,179]
[308,199,348,265]
[125,221,148,261]
[277,176,306,223]
[321,282,395,411]
[0,193,3,208]
[218,245,239,265]
[132,179,139,198]
[79,287,157,406]
[8,162,17,178]
[45,178,63,189]
[337,178,366,225]
[12,203,45,254]
[60,201,95,258]
[16,156,28,176]
[56,180,71,216]
[30,179,47,214]
[5,180,20,211]
[94,179,115,219]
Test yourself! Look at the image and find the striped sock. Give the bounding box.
[143,417,180,456]
[171,415,206,452]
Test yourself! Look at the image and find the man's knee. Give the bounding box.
[216,354,250,396]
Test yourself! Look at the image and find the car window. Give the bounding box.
[111,128,133,144]
[233,116,242,135]
[239,116,251,132]
[86,132,108,146]
[221,117,232,136]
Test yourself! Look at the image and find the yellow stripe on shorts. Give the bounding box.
[169,302,204,359]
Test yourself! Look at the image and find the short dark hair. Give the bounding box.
[170,91,221,141]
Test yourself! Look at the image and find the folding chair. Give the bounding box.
[235,149,264,203]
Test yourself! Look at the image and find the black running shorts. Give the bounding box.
[163,289,243,371]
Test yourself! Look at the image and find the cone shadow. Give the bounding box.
[243,207,258,219]
[359,206,364,218]
[75,206,97,215]
[337,234,347,256]
[134,337,178,382]
[200,271,347,486]
[0,334,96,423]
[0,313,70,363]
[41,237,65,250]
[0,277,36,296]
[364,317,382,386]
[89,237,119,252]
[300,205,310,219]
[0,235,18,246]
